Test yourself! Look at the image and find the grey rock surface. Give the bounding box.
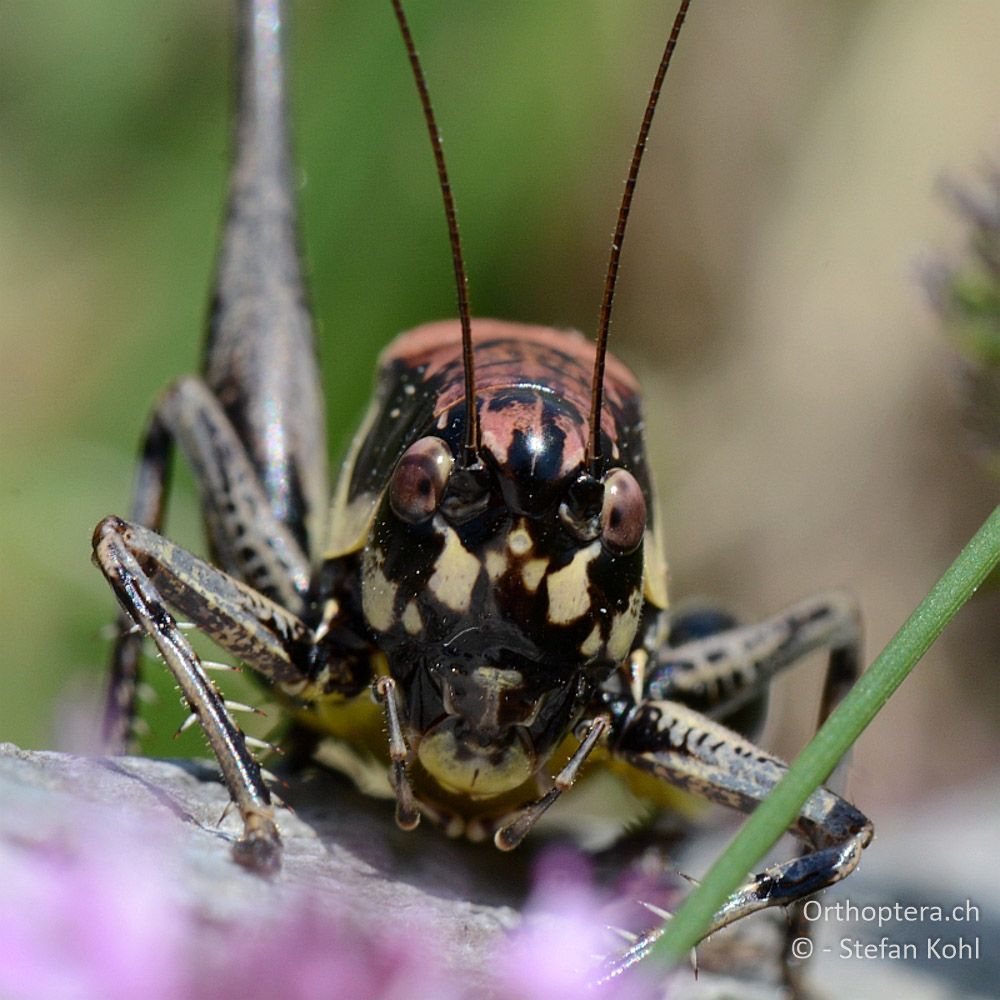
[10,745,997,999]
[0,744,521,981]
[0,743,875,999]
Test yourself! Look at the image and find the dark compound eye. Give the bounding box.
[601,468,646,554]
[389,437,454,524]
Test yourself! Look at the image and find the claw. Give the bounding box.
[232,811,282,876]
[232,828,281,875]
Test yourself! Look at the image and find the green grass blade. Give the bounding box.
[650,504,1000,967]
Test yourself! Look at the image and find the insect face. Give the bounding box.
[358,321,648,799]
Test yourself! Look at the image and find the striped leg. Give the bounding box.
[93,516,318,872]
[603,699,872,976]
[599,592,869,981]
[101,375,312,751]
[647,592,861,727]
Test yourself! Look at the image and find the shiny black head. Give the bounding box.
[360,370,647,799]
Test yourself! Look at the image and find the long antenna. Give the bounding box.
[391,0,479,464]
[586,0,692,474]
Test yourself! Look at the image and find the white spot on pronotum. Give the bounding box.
[546,542,600,625]
[429,525,481,612]
[389,407,401,419]
[280,677,310,698]
[403,383,416,396]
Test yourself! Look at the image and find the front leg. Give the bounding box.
[94,519,290,871]
[93,517,373,871]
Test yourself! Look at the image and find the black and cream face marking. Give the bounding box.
[357,362,649,798]
[321,322,657,803]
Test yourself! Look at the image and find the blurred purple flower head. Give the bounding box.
[203,901,459,1000]
[0,806,457,1000]
[493,847,662,1000]
[0,806,664,1000]
[0,810,188,1000]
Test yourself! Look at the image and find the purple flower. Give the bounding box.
[0,811,188,1000]
[203,904,460,1000]
[0,802,463,1000]
[493,848,663,1000]
[0,799,666,1000]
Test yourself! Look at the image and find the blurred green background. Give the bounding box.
[2,1,999,824]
